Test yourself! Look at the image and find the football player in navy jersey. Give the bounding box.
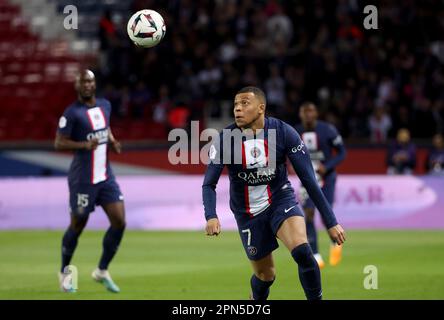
[295,102,346,268]
[202,87,346,300]
[55,69,125,293]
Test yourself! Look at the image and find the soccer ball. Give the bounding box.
[127,9,166,48]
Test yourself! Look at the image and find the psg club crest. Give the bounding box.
[250,147,261,159]
[247,246,257,256]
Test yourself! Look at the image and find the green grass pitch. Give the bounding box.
[0,230,443,300]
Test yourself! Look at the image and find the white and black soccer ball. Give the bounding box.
[127,9,166,48]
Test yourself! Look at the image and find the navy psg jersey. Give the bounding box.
[294,120,346,184]
[57,98,114,185]
[202,117,338,229]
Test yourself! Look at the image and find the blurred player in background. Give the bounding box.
[54,69,126,293]
[425,133,444,175]
[295,102,346,268]
[386,128,417,175]
[203,87,345,300]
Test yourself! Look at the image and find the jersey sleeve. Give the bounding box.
[284,123,338,229]
[324,124,346,171]
[202,133,225,221]
[57,107,75,137]
[104,99,113,121]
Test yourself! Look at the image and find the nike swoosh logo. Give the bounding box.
[284,205,296,213]
[249,161,259,166]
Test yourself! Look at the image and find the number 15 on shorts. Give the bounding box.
[242,229,252,246]
[77,194,89,208]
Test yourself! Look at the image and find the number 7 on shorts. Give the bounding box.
[242,229,251,246]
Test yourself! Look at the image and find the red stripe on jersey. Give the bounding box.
[264,138,272,204]
[86,109,95,130]
[241,139,246,168]
[267,185,272,204]
[244,185,252,217]
[91,148,94,184]
[99,107,108,180]
[241,141,253,217]
[98,106,107,126]
[86,109,95,183]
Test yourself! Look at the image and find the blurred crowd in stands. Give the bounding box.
[96,0,444,144]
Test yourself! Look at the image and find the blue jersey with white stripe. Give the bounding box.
[295,120,346,185]
[202,117,338,229]
[57,98,114,185]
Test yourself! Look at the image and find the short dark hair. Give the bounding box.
[300,101,317,109]
[236,86,266,105]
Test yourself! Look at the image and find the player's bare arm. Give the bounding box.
[316,163,327,176]
[108,129,122,154]
[54,132,98,151]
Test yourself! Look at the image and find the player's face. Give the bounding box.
[397,129,410,144]
[433,135,443,149]
[75,71,96,100]
[233,92,264,129]
[299,105,318,127]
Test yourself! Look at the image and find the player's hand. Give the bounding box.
[111,140,122,154]
[84,138,99,150]
[206,218,221,236]
[316,163,327,176]
[327,224,346,245]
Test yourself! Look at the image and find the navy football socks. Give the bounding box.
[291,243,322,300]
[250,274,275,300]
[98,226,125,270]
[61,227,81,273]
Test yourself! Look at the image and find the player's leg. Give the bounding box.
[99,200,126,271]
[62,184,95,273]
[61,214,89,273]
[93,179,125,293]
[324,178,342,266]
[300,187,324,268]
[276,215,322,300]
[59,184,95,292]
[237,213,278,300]
[304,206,324,268]
[304,207,317,251]
[249,253,276,300]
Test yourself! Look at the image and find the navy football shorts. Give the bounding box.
[69,178,123,217]
[235,189,304,261]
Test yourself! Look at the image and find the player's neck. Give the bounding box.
[241,117,265,135]
[79,96,96,107]
[303,121,316,130]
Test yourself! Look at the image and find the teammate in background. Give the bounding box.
[295,102,346,268]
[425,133,444,175]
[386,128,416,175]
[203,87,345,300]
[54,69,126,293]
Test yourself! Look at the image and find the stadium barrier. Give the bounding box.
[0,175,443,230]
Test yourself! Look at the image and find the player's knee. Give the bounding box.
[256,267,276,282]
[291,243,315,268]
[111,218,126,230]
[286,235,308,252]
[304,209,315,222]
[70,217,88,233]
